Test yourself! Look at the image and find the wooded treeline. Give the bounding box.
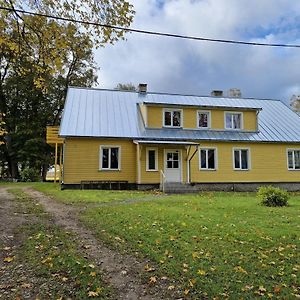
[0,0,134,180]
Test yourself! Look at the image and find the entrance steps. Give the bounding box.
[163,182,198,194]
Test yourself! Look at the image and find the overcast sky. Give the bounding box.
[95,0,300,103]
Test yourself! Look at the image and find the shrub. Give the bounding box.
[20,167,41,182]
[257,186,289,207]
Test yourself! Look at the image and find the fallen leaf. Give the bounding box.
[88,264,95,269]
[184,289,190,295]
[149,276,157,284]
[168,285,175,290]
[189,278,196,287]
[273,286,281,293]
[3,256,14,263]
[21,283,31,288]
[90,272,96,277]
[3,246,11,251]
[144,264,155,272]
[197,269,206,276]
[61,277,68,282]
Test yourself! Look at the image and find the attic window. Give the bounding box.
[163,109,182,127]
[225,112,243,130]
[198,111,211,128]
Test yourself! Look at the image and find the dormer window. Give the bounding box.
[198,111,211,128]
[225,112,243,130]
[163,109,182,127]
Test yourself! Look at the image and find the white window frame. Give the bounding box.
[287,148,300,170]
[199,147,217,170]
[163,108,183,128]
[146,147,158,172]
[99,145,121,171]
[225,112,244,130]
[197,110,211,129]
[232,148,251,171]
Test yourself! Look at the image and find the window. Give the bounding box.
[199,148,216,170]
[163,109,182,127]
[166,151,179,169]
[100,146,120,170]
[287,149,300,170]
[198,111,210,128]
[225,112,243,130]
[146,148,158,171]
[233,149,250,170]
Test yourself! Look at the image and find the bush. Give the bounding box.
[257,186,289,207]
[20,167,41,182]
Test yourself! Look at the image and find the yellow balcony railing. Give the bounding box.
[46,126,64,145]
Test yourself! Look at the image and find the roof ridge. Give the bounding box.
[68,86,281,102]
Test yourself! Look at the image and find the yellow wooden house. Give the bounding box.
[55,85,300,191]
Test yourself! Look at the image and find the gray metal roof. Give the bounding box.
[60,87,300,143]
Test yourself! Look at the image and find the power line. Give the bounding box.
[1,5,300,48]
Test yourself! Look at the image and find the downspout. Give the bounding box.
[188,145,199,184]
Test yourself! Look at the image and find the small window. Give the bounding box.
[100,146,120,170]
[225,112,243,130]
[163,109,182,127]
[198,111,210,128]
[146,148,158,171]
[199,148,216,170]
[233,149,249,170]
[287,149,300,170]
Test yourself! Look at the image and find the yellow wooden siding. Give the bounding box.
[147,106,162,128]
[63,138,136,184]
[139,145,187,184]
[211,110,224,129]
[190,142,300,182]
[146,106,257,131]
[63,138,300,184]
[242,111,257,131]
[139,104,148,126]
[183,108,197,128]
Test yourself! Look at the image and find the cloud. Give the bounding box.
[95,0,300,102]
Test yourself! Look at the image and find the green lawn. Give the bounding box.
[80,192,300,299]
[1,182,156,205]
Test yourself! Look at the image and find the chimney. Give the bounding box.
[138,83,147,94]
[228,88,242,98]
[211,90,223,97]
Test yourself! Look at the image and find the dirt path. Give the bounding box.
[24,188,179,300]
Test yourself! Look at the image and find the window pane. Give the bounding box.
[207,150,215,169]
[110,148,119,169]
[167,161,172,168]
[288,151,293,169]
[200,150,207,168]
[173,152,179,161]
[173,161,179,168]
[173,111,181,127]
[294,151,300,169]
[226,114,232,128]
[233,114,241,129]
[199,113,208,127]
[102,148,109,168]
[148,150,156,170]
[234,150,240,169]
[241,150,248,169]
[167,153,172,161]
[165,111,171,126]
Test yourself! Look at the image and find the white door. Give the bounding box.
[164,150,182,182]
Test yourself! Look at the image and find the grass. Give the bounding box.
[80,192,300,299]
[5,189,111,299]
[19,224,111,299]
[3,182,155,205]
